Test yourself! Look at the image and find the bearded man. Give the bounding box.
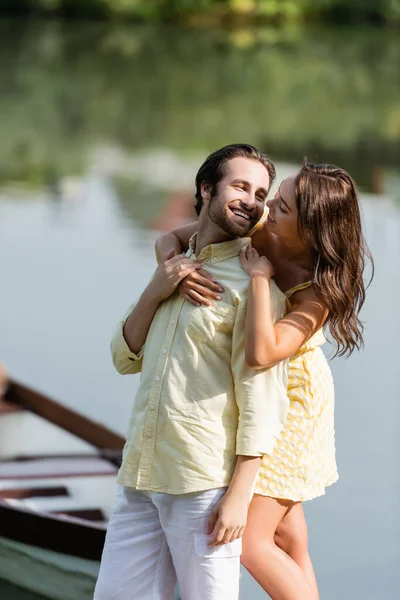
[94,144,289,600]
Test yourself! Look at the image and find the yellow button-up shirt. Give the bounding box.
[111,237,289,494]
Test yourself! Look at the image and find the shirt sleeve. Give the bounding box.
[110,305,145,375]
[231,281,289,456]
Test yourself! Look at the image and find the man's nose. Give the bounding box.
[240,193,256,210]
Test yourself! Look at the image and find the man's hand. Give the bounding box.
[206,490,249,547]
[149,250,202,303]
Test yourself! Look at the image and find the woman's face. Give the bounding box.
[266,175,301,244]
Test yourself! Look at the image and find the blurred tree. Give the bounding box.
[0,0,399,24]
[0,22,398,190]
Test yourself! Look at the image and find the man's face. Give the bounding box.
[206,157,269,237]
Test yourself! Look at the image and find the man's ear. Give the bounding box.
[200,182,211,204]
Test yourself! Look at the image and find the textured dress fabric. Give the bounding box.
[254,281,339,502]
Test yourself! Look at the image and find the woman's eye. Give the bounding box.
[279,203,287,213]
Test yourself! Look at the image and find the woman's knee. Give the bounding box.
[241,494,295,569]
[241,537,274,570]
[274,509,309,558]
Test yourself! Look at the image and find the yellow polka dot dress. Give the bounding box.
[254,282,339,502]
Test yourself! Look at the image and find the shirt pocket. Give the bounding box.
[186,301,236,348]
[194,534,242,558]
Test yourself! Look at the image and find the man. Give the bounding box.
[94,144,289,600]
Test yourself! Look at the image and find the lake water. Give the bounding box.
[0,19,399,600]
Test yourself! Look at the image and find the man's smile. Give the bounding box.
[229,206,252,222]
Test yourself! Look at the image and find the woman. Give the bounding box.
[155,161,372,600]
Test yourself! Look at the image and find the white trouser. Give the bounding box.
[93,485,241,600]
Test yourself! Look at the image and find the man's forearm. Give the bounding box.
[227,455,261,500]
[123,285,160,354]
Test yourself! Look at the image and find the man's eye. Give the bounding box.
[235,185,244,190]
[257,195,266,202]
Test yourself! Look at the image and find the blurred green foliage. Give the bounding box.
[2,0,400,25]
[0,21,398,190]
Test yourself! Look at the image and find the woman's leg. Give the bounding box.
[241,495,315,600]
[274,503,319,600]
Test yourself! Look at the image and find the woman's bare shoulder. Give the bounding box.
[289,284,329,323]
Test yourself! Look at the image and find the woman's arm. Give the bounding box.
[123,252,200,353]
[155,222,198,264]
[155,221,224,304]
[240,245,328,369]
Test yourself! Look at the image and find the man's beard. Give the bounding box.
[207,196,258,237]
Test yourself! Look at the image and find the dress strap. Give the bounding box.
[285,280,314,298]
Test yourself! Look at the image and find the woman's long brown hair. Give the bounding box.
[295,161,374,357]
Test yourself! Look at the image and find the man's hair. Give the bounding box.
[194,144,276,216]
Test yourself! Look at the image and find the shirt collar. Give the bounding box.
[186,233,250,264]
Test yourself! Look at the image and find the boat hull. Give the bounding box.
[0,536,99,600]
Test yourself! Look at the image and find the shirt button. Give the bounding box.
[155,376,160,381]
[146,432,153,438]
[162,348,167,354]
[149,403,156,410]
[171,319,176,325]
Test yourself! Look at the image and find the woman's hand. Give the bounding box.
[240,244,275,279]
[179,268,225,307]
[149,250,202,303]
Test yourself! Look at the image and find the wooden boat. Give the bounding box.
[0,377,124,600]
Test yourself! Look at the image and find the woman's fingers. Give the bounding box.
[183,288,210,306]
[183,293,199,306]
[184,281,222,301]
[196,269,224,293]
[174,266,197,283]
[166,253,189,265]
[171,260,200,278]
[241,244,259,260]
[163,257,226,304]
[166,254,201,271]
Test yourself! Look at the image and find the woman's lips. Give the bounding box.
[267,213,276,224]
